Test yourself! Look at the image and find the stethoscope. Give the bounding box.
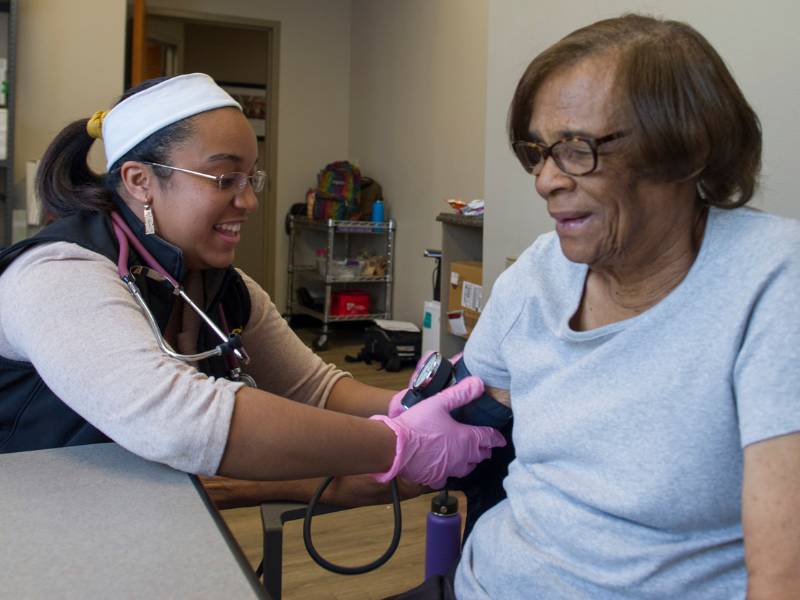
[111,210,494,576]
[110,211,257,388]
[111,210,388,575]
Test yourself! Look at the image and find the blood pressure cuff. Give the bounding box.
[446,357,515,540]
[450,358,512,429]
[448,420,515,541]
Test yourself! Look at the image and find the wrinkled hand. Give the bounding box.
[371,376,506,489]
[387,351,464,418]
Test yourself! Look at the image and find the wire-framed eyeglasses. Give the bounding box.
[145,161,267,193]
[512,131,628,176]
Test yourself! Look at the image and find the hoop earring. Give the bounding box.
[143,202,156,235]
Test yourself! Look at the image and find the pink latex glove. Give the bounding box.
[387,351,464,418]
[371,375,506,489]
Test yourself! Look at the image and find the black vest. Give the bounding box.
[0,208,251,453]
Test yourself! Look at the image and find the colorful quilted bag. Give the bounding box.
[312,161,362,220]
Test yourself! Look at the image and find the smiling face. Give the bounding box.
[146,107,259,270]
[529,54,699,276]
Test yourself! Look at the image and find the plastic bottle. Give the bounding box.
[371,199,385,223]
[424,490,462,580]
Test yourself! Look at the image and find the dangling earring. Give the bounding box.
[696,180,707,201]
[143,202,156,235]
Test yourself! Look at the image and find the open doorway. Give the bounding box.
[127,7,280,297]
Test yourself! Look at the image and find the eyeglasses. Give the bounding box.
[512,131,628,176]
[145,162,267,193]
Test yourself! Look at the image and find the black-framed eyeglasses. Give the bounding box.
[512,131,628,176]
[145,161,267,193]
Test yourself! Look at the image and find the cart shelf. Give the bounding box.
[286,215,395,350]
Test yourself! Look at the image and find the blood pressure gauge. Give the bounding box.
[401,351,513,429]
[401,352,455,410]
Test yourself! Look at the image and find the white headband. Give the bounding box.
[101,73,241,170]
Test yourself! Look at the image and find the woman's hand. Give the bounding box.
[372,376,507,489]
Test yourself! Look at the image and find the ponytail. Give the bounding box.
[36,75,196,222]
[36,119,112,219]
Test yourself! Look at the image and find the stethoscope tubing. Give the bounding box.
[122,275,224,362]
[110,211,250,366]
[112,213,403,573]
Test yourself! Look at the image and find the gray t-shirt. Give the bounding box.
[455,207,800,599]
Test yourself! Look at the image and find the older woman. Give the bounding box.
[0,73,505,499]
[444,14,800,600]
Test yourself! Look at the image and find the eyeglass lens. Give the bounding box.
[514,139,597,176]
[218,171,266,193]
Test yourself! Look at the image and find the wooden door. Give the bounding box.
[130,0,147,86]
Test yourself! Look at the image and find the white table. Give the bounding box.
[0,443,265,599]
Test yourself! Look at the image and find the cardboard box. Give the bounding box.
[447,260,482,336]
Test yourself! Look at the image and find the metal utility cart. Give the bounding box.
[0,0,19,246]
[286,215,395,350]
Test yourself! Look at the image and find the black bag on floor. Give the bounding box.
[346,324,421,372]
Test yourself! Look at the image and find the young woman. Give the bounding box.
[0,73,505,496]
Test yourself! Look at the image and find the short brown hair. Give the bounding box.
[508,14,761,208]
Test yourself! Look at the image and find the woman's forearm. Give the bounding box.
[325,377,397,417]
[200,474,427,510]
[199,475,321,509]
[216,386,396,480]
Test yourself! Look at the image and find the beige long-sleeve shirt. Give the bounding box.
[0,242,349,475]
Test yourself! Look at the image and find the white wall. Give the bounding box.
[350,0,488,323]
[150,0,352,311]
[19,2,794,322]
[15,0,127,182]
[484,0,800,292]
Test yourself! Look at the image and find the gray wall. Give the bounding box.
[17,2,799,324]
[151,0,353,312]
[16,0,127,180]
[349,0,488,322]
[182,22,268,85]
[483,0,800,293]
[16,0,353,314]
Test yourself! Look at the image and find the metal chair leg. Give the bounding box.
[260,501,345,599]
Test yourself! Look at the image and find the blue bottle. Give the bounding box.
[424,490,462,579]
[371,199,385,223]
